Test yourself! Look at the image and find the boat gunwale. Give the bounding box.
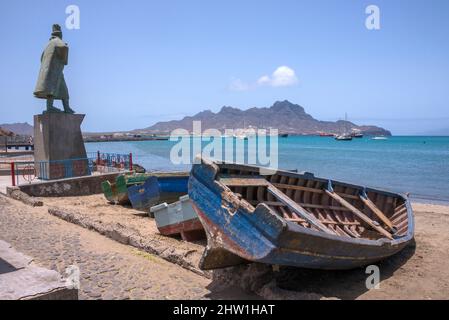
[218,161,409,200]
[191,158,414,248]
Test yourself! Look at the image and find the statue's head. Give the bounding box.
[51,24,63,39]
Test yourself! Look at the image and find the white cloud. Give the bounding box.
[257,66,298,87]
[230,66,298,91]
[256,75,271,86]
[229,78,251,91]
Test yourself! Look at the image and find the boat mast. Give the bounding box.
[345,112,348,135]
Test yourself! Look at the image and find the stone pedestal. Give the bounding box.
[34,113,88,180]
[0,240,78,300]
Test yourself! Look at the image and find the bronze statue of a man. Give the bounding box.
[34,24,75,114]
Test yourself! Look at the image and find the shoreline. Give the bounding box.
[2,146,449,205]
[84,137,169,143]
[409,195,449,206]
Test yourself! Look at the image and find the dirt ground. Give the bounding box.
[43,194,206,261]
[43,194,203,244]
[41,195,449,299]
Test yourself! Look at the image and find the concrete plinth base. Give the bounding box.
[34,113,88,180]
[0,240,78,300]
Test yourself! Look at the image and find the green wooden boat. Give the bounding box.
[102,173,150,204]
[101,172,189,205]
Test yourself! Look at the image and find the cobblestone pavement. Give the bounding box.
[0,195,213,300]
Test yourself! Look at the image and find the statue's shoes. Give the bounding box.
[64,107,75,114]
[43,106,63,114]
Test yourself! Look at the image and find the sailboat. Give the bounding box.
[335,113,353,141]
[351,129,364,138]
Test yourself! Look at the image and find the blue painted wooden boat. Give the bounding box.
[188,158,415,270]
[128,173,189,213]
[128,176,160,210]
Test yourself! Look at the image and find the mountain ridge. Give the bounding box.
[139,100,391,136]
[0,122,33,136]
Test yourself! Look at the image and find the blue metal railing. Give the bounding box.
[37,158,93,180]
[35,152,132,180]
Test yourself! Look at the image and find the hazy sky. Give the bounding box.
[1,0,448,135]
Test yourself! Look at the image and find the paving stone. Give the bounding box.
[0,195,211,300]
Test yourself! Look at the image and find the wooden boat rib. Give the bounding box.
[188,159,414,270]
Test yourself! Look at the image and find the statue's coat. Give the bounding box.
[34,36,69,100]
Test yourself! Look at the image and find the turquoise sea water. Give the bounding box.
[86,136,449,203]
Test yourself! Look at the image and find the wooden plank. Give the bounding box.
[360,195,396,232]
[274,183,359,200]
[274,183,321,194]
[286,218,306,223]
[219,177,269,187]
[392,214,408,225]
[286,215,360,227]
[396,218,408,230]
[248,200,352,212]
[267,183,336,235]
[334,225,351,238]
[343,225,360,238]
[325,190,393,240]
[390,206,407,220]
[221,178,360,200]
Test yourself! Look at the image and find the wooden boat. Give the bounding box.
[102,179,118,204]
[151,195,205,242]
[101,173,149,204]
[128,173,189,213]
[102,172,188,206]
[188,158,414,270]
[128,176,159,210]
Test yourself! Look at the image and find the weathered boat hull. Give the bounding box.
[101,173,149,204]
[128,174,189,213]
[151,195,205,241]
[188,160,414,270]
[101,180,117,204]
[128,176,160,211]
[102,172,189,207]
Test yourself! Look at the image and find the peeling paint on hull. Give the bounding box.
[188,160,415,270]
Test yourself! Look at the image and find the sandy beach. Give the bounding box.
[38,194,449,299]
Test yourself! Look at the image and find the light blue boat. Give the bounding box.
[151,195,205,241]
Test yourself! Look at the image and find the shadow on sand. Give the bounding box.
[0,257,17,275]
[204,240,416,300]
